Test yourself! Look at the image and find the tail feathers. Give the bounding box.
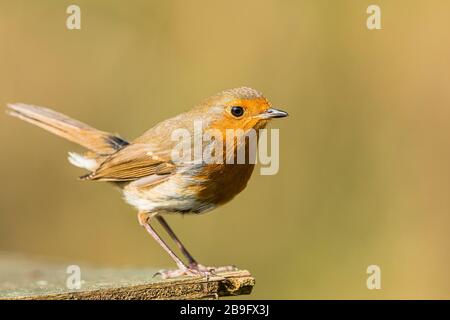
[68,152,99,171]
[7,103,128,154]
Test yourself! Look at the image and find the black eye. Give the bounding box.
[231,106,244,117]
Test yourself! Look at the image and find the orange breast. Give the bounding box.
[190,163,255,206]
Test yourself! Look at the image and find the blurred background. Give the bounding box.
[1,0,450,299]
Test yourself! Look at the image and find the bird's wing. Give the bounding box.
[83,143,176,181]
[86,110,204,182]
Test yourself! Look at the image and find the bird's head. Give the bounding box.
[196,87,288,133]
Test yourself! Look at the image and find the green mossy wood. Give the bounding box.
[0,253,255,300]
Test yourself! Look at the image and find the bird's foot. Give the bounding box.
[189,263,238,274]
[154,266,210,279]
[154,264,238,279]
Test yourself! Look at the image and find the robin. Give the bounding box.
[7,87,288,278]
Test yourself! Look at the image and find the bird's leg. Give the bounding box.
[139,212,237,278]
[138,212,195,278]
[156,216,198,266]
[156,215,238,275]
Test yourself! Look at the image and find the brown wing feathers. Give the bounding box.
[83,144,176,181]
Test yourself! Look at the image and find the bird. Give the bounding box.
[6,87,288,278]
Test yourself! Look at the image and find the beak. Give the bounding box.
[262,108,289,119]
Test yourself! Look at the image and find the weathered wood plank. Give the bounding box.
[0,253,255,300]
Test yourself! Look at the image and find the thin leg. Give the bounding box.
[156,216,198,266]
[139,212,237,279]
[155,216,237,275]
[138,212,187,270]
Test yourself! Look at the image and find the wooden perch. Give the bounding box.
[0,253,255,300]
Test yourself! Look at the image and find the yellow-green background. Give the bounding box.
[1,0,450,299]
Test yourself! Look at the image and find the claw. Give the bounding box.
[154,267,205,279]
[154,264,238,279]
[190,263,238,273]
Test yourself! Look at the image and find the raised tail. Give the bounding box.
[6,103,128,155]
